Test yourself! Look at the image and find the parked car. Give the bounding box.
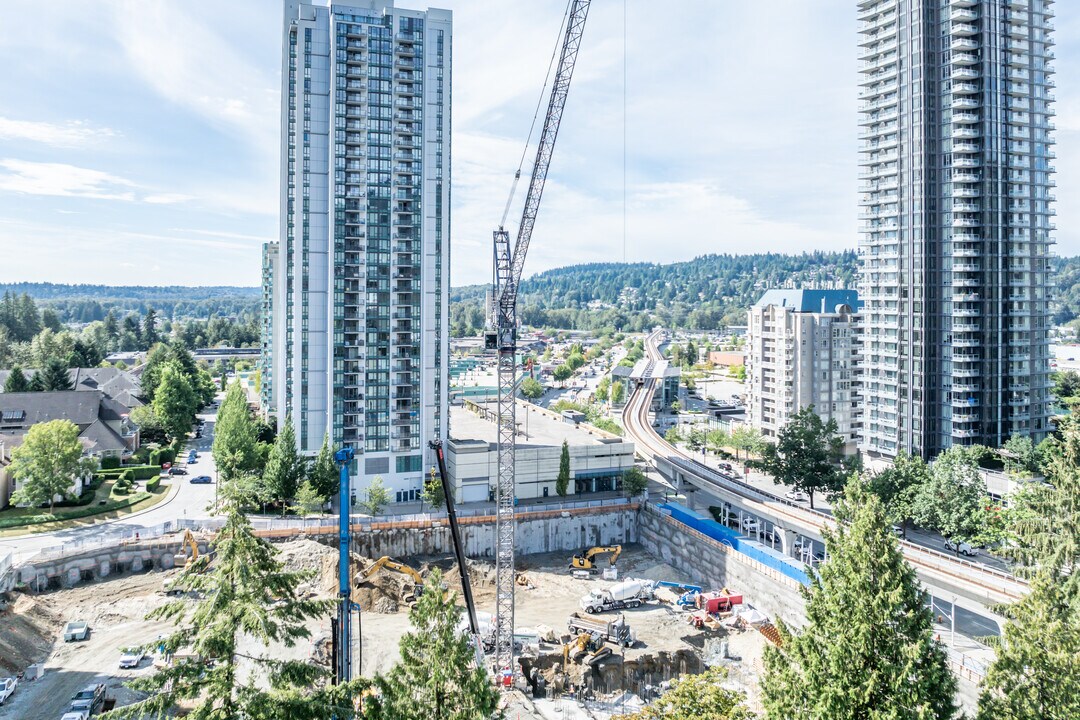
[785,489,809,503]
[119,648,145,669]
[69,683,106,714]
[60,711,90,720]
[169,467,188,476]
[0,676,16,704]
[740,516,760,533]
[63,621,90,642]
[187,451,199,460]
[190,476,213,485]
[944,538,977,557]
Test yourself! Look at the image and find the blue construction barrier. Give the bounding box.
[658,502,810,586]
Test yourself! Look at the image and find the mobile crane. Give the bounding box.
[485,0,592,678]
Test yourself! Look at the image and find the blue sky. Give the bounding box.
[0,0,1077,287]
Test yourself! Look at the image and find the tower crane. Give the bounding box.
[484,0,592,679]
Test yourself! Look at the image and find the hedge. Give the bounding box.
[146,475,162,492]
[94,464,162,481]
[160,447,176,464]
[0,492,153,530]
[149,449,162,467]
[100,456,121,470]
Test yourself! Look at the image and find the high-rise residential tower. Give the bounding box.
[265,0,451,503]
[858,0,1054,458]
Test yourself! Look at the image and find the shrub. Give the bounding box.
[114,473,134,495]
[133,446,152,464]
[160,447,175,464]
[146,475,161,492]
[149,449,162,467]
[100,456,121,470]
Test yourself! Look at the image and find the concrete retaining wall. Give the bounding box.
[638,504,807,628]
[15,536,211,592]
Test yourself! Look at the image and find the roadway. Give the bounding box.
[623,330,1027,619]
[0,402,222,566]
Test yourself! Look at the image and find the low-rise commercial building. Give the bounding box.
[446,401,635,504]
[746,289,861,453]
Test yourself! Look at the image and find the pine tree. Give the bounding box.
[378,568,501,720]
[308,433,339,501]
[213,381,260,482]
[28,370,45,392]
[40,357,74,391]
[976,414,1080,719]
[262,416,305,515]
[107,482,334,720]
[556,439,570,496]
[142,307,160,347]
[4,365,29,392]
[761,480,958,720]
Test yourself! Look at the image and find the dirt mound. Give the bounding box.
[0,592,63,674]
[278,538,337,596]
[441,557,497,601]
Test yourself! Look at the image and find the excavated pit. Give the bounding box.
[521,647,703,698]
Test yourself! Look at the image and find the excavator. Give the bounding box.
[569,545,622,572]
[162,530,202,595]
[562,632,612,669]
[356,557,425,603]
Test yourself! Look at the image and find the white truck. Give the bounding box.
[579,579,650,614]
[567,612,637,648]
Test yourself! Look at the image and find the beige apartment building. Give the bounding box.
[747,289,861,454]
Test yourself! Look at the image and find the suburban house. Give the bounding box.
[0,390,140,509]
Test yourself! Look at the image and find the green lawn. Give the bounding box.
[0,479,171,535]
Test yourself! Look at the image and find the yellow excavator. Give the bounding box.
[562,632,612,669]
[180,529,199,565]
[569,545,622,572]
[356,556,425,602]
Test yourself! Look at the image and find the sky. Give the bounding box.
[0,0,1077,288]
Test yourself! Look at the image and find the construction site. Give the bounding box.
[0,533,779,720]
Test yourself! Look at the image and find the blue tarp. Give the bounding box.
[658,502,810,586]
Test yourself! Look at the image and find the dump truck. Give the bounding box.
[579,579,650,613]
[567,612,637,648]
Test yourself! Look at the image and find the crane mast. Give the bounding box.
[487,0,592,680]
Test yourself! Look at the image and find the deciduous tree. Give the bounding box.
[213,380,260,482]
[152,360,197,441]
[520,376,544,400]
[9,419,85,512]
[866,451,928,537]
[361,476,391,515]
[622,467,648,497]
[912,447,986,550]
[610,380,626,405]
[761,482,958,720]
[752,406,856,509]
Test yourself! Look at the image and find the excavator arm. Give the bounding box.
[358,556,423,587]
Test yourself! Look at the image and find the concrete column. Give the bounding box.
[65,568,80,587]
[131,556,144,572]
[779,528,798,557]
[99,561,111,579]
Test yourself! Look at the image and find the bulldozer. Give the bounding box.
[569,545,622,572]
[356,556,425,602]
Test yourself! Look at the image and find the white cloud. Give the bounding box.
[110,2,278,156]
[143,193,194,205]
[0,117,118,148]
[0,159,135,201]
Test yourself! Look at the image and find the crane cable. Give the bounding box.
[499,0,575,231]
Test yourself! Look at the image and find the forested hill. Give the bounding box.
[0,283,260,323]
[450,251,859,335]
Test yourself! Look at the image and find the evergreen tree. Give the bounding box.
[612,666,752,720]
[761,481,958,720]
[378,569,501,720]
[106,483,333,719]
[213,381,260,482]
[103,309,119,344]
[3,365,29,392]
[262,416,305,515]
[40,307,63,332]
[556,439,570,496]
[976,415,1080,718]
[752,405,857,509]
[27,370,45,392]
[40,357,74,391]
[290,480,325,516]
[308,432,339,501]
[152,360,198,441]
[142,307,160,347]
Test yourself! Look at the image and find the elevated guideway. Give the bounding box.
[623,331,1027,613]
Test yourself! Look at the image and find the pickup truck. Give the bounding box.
[567,612,637,648]
[63,621,90,642]
[0,676,16,705]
